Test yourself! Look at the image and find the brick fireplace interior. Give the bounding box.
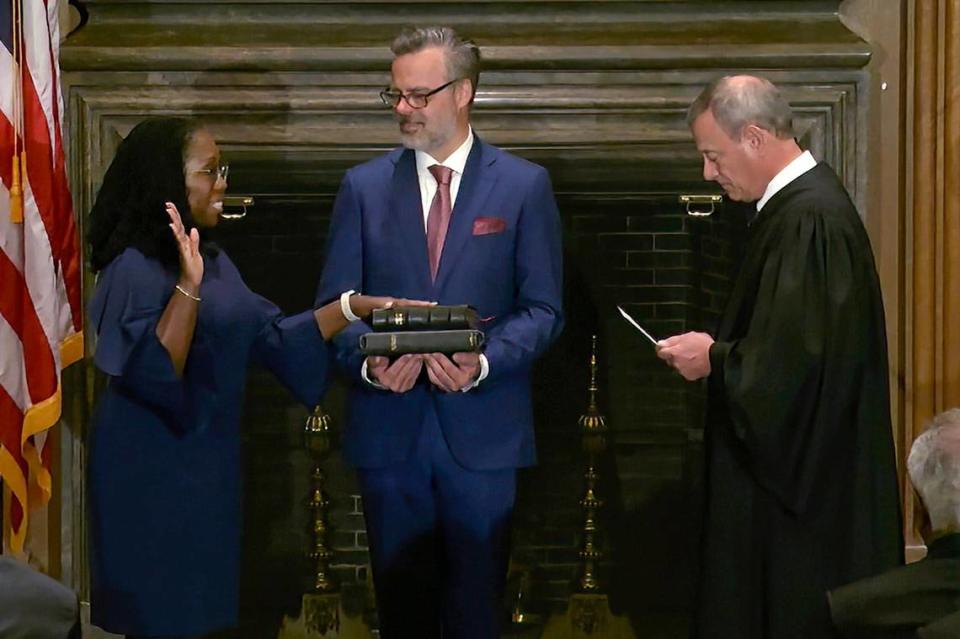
[216,161,750,635]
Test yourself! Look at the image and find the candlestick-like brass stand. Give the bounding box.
[542,336,636,639]
[305,405,337,595]
[278,405,372,638]
[578,334,606,593]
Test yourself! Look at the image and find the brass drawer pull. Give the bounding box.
[221,196,254,219]
[679,194,722,217]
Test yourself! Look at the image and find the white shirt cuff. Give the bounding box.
[340,290,361,322]
[461,353,489,392]
[361,358,387,390]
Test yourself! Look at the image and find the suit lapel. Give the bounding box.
[434,138,498,290]
[389,149,433,291]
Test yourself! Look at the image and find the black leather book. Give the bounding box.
[359,329,484,356]
[371,305,479,332]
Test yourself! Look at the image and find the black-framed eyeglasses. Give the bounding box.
[379,79,459,109]
[192,163,229,182]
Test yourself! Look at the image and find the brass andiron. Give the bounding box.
[577,334,606,593]
[278,405,373,638]
[278,405,341,638]
[305,405,337,594]
[542,336,636,639]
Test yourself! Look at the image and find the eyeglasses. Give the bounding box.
[379,79,459,109]
[193,163,229,182]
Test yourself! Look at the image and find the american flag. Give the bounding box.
[0,0,82,554]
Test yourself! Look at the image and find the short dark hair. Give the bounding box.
[87,117,217,272]
[687,75,796,140]
[391,26,481,101]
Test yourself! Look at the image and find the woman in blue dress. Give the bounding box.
[86,117,406,639]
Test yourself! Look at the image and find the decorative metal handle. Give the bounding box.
[679,194,722,217]
[220,195,254,219]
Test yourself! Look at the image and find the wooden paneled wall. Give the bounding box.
[904,0,960,555]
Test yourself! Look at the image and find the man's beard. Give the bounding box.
[399,129,428,150]
[397,117,451,153]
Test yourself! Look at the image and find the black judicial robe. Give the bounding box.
[694,163,903,639]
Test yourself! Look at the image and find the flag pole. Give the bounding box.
[9,0,25,224]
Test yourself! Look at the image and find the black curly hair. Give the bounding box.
[87,117,219,273]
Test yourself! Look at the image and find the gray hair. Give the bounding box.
[391,26,481,101]
[908,408,960,532]
[686,75,796,141]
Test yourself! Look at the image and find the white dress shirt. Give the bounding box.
[415,127,474,227]
[756,150,817,212]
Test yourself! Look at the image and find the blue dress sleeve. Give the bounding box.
[88,249,218,434]
[248,294,330,408]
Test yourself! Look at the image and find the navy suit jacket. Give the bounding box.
[317,138,563,470]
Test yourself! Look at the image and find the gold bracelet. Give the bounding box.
[175,284,202,302]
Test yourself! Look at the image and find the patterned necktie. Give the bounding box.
[426,164,453,281]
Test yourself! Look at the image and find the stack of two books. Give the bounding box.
[359,305,485,356]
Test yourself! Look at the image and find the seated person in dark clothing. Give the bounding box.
[0,555,80,639]
[830,408,960,639]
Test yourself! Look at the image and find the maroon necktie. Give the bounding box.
[426,164,453,281]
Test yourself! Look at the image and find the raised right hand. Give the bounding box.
[165,202,203,291]
[368,354,423,393]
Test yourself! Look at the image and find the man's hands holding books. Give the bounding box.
[368,352,480,393]
[367,354,424,393]
[423,353,480,392]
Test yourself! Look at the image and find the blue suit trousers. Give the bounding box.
[358,405,516,639]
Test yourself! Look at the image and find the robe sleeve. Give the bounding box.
[707,203,882,515]
[919,610,960,639]
[249,294,330,408]
[828,561,960,638]
[828,568,921,635]
[88,250,218,434]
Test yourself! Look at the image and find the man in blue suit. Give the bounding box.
[316,26,563,639]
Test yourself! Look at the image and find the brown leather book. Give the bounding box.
[359,329,484,356]
[370,305,479,332]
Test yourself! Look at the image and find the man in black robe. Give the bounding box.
[829,408,960,639]
[656,75,903,639]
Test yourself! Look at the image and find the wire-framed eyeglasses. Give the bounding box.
[379,79,459,109]
[193,163,230,182]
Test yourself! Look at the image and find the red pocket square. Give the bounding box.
[472,216,507,236]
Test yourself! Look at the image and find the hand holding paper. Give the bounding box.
[655,331,715,381]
